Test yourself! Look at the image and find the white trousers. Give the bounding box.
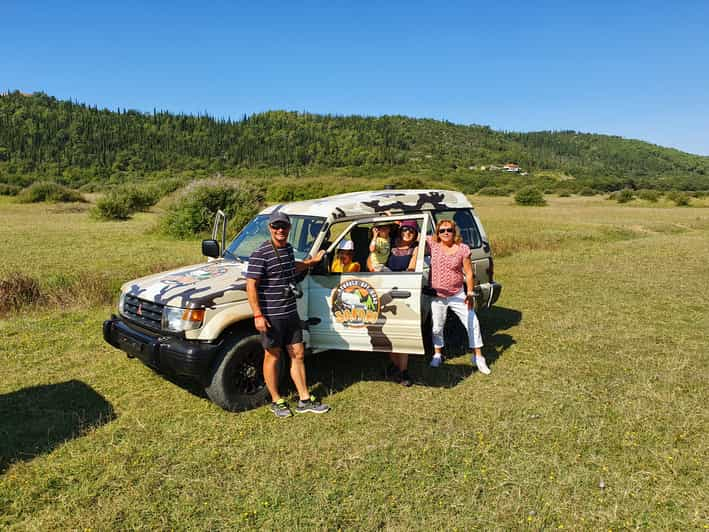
[431,288,483,350]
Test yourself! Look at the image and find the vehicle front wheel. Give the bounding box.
[205,332,286,412]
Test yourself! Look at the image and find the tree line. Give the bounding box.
[1,91,707,191]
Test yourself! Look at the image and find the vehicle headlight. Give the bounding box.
[161,307,205,332]
[118,292,126,316]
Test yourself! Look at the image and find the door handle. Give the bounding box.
[389,290,411,299]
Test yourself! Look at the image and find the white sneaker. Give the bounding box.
[430,355,443,368]
[474,354,491,375]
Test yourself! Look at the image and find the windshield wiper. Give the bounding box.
[223,249,241,262]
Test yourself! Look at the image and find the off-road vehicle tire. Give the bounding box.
[205,332,286,412]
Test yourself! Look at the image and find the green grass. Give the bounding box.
[1,195,708,529]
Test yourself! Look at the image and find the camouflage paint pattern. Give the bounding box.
[260,189,472,221]
[122,261,248,309]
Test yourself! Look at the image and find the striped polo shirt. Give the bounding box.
[246,240,299,319]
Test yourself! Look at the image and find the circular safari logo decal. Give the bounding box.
[161,264,229,286]
[331,279,381,327]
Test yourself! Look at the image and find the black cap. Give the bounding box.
[268,211,291,225]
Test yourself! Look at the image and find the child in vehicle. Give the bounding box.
[331,240,361,272]
[368,223,391,272]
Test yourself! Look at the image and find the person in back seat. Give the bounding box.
[368,223,392,272]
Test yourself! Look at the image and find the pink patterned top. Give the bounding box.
[427,236,470,297]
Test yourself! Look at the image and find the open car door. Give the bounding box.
[307,214,428,354]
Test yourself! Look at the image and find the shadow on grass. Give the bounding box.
[120,305,522,408]
[0,380,116,474]
[306,305,522,394]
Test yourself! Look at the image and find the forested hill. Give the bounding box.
[1,91,707,191]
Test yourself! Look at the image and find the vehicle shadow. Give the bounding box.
[0,380,116,475]
[306,305,522,394]
[444,305,521,364]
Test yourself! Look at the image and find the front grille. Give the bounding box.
[123,295,164,330]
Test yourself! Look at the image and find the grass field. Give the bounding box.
[1,194,707,530]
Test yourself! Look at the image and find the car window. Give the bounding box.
[226,214,325,261]
[331,217,424,273]
[433,209,482,248]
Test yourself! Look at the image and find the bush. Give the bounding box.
[90,183,168,221]
[557,189,572,197]
[152,178,185,197]
[514,186,546,206]
[477,186,509,197]
[91,193,133,220]
[17,182,84,203]
[610,189,634,203]
[0,184,21,196]
[666,191,690,206]
[160,179,265,238]
[578,187,597,196]
[118,185,160,212]
[636,189,660,202]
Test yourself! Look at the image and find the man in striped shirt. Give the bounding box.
[246,211,330,418]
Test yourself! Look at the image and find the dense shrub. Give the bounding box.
[17,182,84,203]
[666,191,690,206]
[578,187,597,196]
[514,186,546,206]
[90,184,163,221]
[160,179,265,238]
[636,189,661,202]
[91,193,133,220]
[266,183,300,202]
[477,186,509,197]
[557,189,572,197]
[155,178,185,196]
[0,183,21,196]
[119,185,160,211]
[610,189,634,203]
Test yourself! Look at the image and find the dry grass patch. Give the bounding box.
[0,272,43,314]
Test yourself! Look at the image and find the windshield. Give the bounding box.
[225,214,325,261]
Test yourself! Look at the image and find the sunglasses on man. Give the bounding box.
[270,222,290,230]
[438,227,454,234]
[400,226,416,233]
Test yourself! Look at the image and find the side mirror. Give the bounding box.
[482,240,490,253]
[202,239,220,258]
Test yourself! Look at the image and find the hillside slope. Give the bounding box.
[1,91,707,190]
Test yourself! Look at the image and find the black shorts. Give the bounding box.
[261,314,303,350]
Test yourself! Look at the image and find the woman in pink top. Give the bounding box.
[427,219,490,374]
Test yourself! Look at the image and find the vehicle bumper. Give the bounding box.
[103,315,219,384]
[487,281,502,308]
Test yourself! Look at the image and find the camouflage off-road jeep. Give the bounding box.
[103,189,502,411]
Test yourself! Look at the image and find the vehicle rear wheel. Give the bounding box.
[205,332,286,412]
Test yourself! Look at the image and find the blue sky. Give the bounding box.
[3,1,708,155]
